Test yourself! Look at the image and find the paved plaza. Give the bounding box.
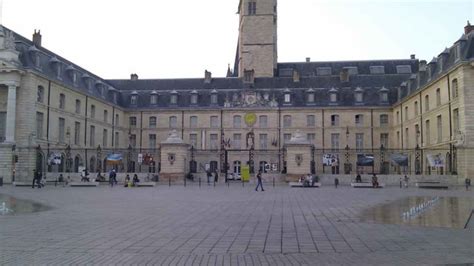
[0,183,473,265]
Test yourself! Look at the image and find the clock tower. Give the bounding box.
[237,0,278,78]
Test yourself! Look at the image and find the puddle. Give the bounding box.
[0,194,51,215]
[359,196,474,229]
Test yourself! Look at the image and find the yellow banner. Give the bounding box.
[241,165,250,182]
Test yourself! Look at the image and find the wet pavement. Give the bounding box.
[0,184,472,265]
[0,194,51,215]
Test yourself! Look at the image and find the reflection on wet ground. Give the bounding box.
[0,194,51,215]
[360,196,474,229]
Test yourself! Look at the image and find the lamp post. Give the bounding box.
[97,145,102,173]
[415,130,421,175]
[344,126,351,174]
[380,144,385,174]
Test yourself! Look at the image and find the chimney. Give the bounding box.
[410,54,416,60]
[465,20,474,35]
[32,29,42,47]
[419,60,427,69]
[130,73,138,81]
[204,70,212,83]
[305,57,311,63]
[292,70,300,83]
[339,68,349,83]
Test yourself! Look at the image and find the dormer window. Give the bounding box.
[66,65,78,85]
[284,89,291,103]
[306,89,315,103]
[150,91,158,105]
[232,93,239,102]
[210,89,218,104]
[49,57,62,79]
[190,90,198,104]
[329,88,338,103]
[355,87,363,103]
[29,46,41,69]
[369,66,385,74]
[379,87,389,103]
[396,65,412,74]
[170,91,178,105]
[82,74,92,92]
[130,91,138,105]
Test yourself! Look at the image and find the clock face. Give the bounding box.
[244,113,257,127]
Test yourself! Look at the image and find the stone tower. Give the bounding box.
[237,0,278,78]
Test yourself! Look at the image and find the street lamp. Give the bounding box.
[97,145,102,173]
[344,126,351,174]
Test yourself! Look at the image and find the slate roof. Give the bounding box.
[4,24,474,110]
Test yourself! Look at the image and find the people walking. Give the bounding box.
[206,170,212,185]
[32,169,42,189]
[465,178,471,191]
[372,174,379,188]
[404,175,409,188]
[109,169,117,187]
[334,177,339,188]
[214,171,219,183]
[255,170,264,191]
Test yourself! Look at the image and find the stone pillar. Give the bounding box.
[160,130,190,182]
[5,84,16,143]
[284,130,312,182]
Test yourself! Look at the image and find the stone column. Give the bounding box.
[284,130,312,182]
[5,84,17,143]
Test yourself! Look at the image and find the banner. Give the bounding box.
[323,154,339,166]
[427,154,445,168]
[106,154,123,165]
[241,165,250,182]
[390,153,409,166]
[357,154,374,166]
[48,153,62,165]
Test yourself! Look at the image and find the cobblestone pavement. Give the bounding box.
[0,183,473,265]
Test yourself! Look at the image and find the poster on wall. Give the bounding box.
[323,154,339,166]
[390,153,409,166]
[427,154,445,168]
[48,153,62,165]
[357,154,374,166]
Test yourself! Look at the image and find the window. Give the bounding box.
[210,134,218,150]
[355,114,363,126]
[396,65,412,74]
[130,134,136,148]
[190,134,198,147]
[380,114,388,127]
[284,93,291,103]
[74,122,80,145]
[233,115,241,128]
[115,114,119,126]
[405,128,409,147]
[355,92,363,103]
[210,116,219,128]
[130,95,137,105]
[437,115,442,143]
[453,108,459,133]
[248,1,256,15]
[317,67,332,76]
[58,118,65,143]
[330,92,337,102]
[331,115,339,126]
[150,94,158,105]
[397,131,400,148]
[170,93,178,105]
[380,91,388,103]
[191,93,198,104]
[425,120,430,145]
[283,115,292,128]
[452,79,458,98]
[90,105,96,119]
[36,112,44,139]
[114,132,119,147]
[307,93,315,103]
[284,133,292,143]
[396,111,400,123]
[169,116,177,129]
[103,129,108,147]
[425,95,430,112]
[210,93,218,104]
[415,124,420,146]
[259,115,268,128]
[103,110,108,123]
[190,116,198,128]
[331,134,339,152]
[405,106,408,121]
[370,66,385,74]
[356,133,364,152]
[59,93,65,109]
[259,134,268,149]
[89,125,95,147]
[307,133,315,144]
[415,101,419,116]
[149,134,156,149]
[149,117,157,128]
[233,134,241,149]
[307,115,315,127]
[436,88,441,106]
[37,86,44,103]
[129,117,137,128]
[380,133,389,148]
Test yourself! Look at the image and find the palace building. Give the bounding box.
[0,0,473,184]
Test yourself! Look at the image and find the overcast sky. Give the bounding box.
[2,0,473,79]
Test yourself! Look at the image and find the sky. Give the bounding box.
[1,0,473,79]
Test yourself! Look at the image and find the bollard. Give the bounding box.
[199,177,201,188]
[169,177,171,187]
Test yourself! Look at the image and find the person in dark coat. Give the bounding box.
[214,171,219,183]
[255,170,264,191]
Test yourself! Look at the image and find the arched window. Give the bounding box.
[331,115,339,126]
[283,115,292,128]
[130,94,138,105]
[37,86,44,103]
[149,116,157,128]
[425,95,430,112]
[329,88,338,103]
[414,101,419,116]
[379,87,389,103]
